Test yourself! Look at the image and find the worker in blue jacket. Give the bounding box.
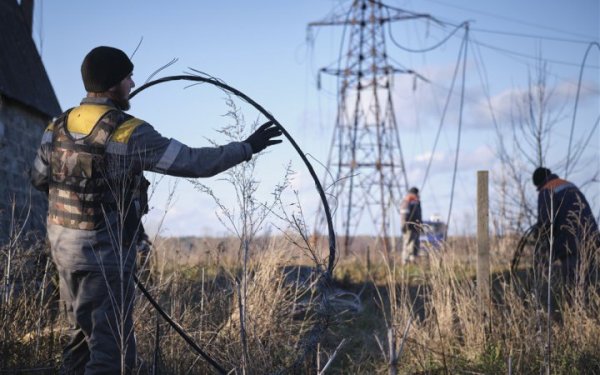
[532,167,599,284]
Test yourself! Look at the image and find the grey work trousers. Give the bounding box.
[58,267,137,374]
[402,230,420,263]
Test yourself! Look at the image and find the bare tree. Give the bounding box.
[493,59,568,234]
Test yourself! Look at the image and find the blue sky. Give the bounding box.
[32,0,599,238]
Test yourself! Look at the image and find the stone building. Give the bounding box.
[0,0,61,243]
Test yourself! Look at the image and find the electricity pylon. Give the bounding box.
[309,0,430,254]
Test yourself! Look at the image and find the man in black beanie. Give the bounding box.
[532,167,599,285]
[81,46,135,110]
[30,45,282,373]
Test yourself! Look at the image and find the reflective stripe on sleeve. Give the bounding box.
[155,139,183,172]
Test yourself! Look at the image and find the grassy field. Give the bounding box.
[1,233,599,374]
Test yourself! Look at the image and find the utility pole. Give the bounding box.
[309,0,430,254]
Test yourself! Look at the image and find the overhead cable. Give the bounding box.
[386,7,467,53]
[469,27,597,45]
[422,0,597,40]
[565,42,600,178]
[445,25,470,237]
[470,38,600,69]
[420,24,468,191]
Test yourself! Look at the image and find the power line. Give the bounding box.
[470,37,600,70]
[388,39,598,125]
[386,9,467,53]
[382,6,600,70]
[466,37,600,95]
[422,0,598,41]
[470,27,597,45]
[418,19,600,69]
[471,39,502,135]
[569,115,600,171]
[445,25,469,237]
[311,0,599,236]
[397,1,598,47]
[565,42,600,179]
[420,27,467,191]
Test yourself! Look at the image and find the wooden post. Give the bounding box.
[477,171,490,316]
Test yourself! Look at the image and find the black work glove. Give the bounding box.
[244,121,283,154]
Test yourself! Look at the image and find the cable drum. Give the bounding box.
[130,73,337,373]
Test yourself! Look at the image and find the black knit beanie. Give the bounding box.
[532,167,551,188]
[81,46,134,92]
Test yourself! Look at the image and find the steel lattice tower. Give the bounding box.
[310,0,428,253]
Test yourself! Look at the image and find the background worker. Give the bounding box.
[30,46,282,373]
[401,187,422,264]
[532,167,600,284]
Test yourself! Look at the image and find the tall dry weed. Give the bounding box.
[0,235,62,371]
[373,229,600,374]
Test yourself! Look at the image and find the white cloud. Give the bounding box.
[460,144,497,170]
[414,150,445,163]
[407,143,496,184]
[470,78,600,132]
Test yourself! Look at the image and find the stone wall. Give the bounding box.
[0,95,49,244]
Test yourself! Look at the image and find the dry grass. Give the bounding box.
[1,230,599,374]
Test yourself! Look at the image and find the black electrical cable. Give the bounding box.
[130,74,336,273]
[511,225,537,274]
[129,73,337,373]
[133,274,226,374]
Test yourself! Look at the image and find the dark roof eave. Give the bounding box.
[0,0,62,118]
[1,92,57,121]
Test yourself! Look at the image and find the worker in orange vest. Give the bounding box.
[401,187,422,264]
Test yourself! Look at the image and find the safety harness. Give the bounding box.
[48,105,123,230]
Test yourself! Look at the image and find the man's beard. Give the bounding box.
[111,93,131,111]
[109,87,131,111]
[114,96,131,111]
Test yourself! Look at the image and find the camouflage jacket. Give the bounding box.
[31,97,253,271]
